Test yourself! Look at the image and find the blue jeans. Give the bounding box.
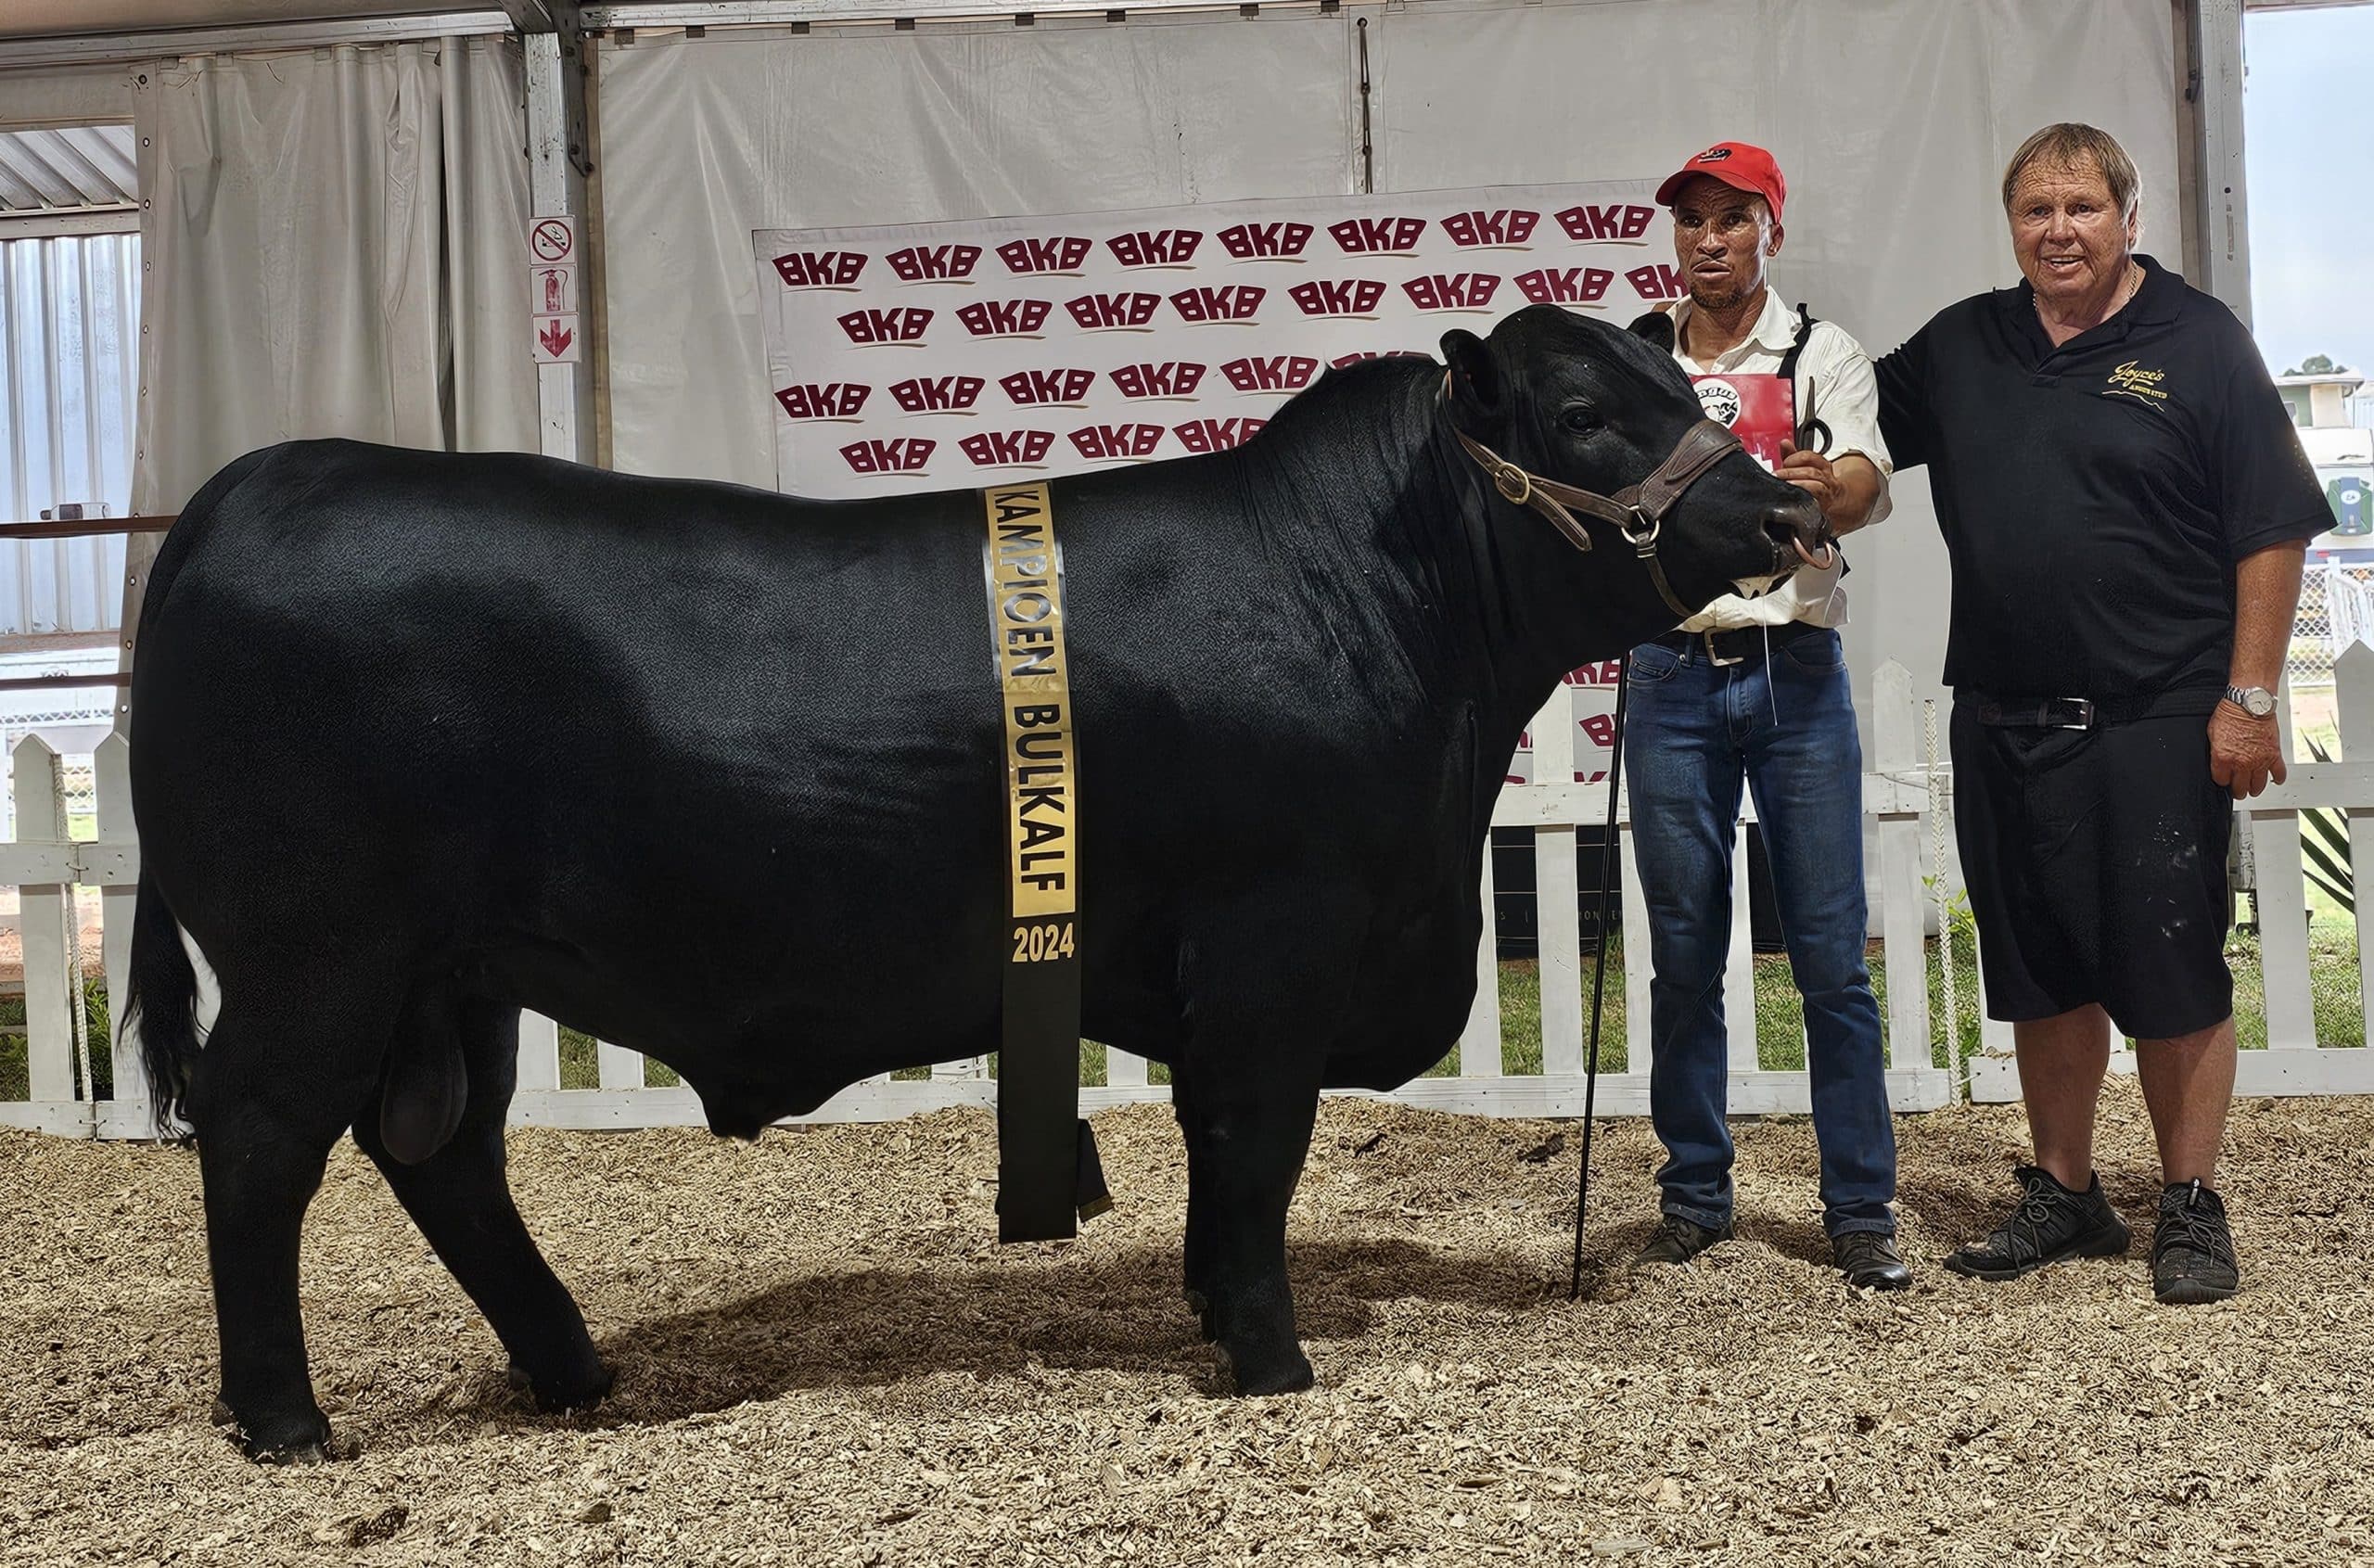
[1621,628,1896,1238]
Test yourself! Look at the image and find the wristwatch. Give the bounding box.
[2223,683,2278,719]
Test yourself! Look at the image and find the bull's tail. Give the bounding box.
[124,871,202,1135]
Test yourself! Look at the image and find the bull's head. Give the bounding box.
[1438,304,1828,657]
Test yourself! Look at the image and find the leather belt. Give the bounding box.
[1965,694,2165,730]
[1654,619,1824,666]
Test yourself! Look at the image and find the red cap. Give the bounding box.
[1654,141,1786,224]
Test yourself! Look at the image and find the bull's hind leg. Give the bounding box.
[350,996,611,1416]
[1170,1053,1218,1335]
[186,988,393,1461]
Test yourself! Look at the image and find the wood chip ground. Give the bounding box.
[5,1084,2372,1566]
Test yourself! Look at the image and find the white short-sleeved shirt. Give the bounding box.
[1669,286,1894,631]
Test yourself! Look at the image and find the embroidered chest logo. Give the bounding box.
[2106,360,2171,404]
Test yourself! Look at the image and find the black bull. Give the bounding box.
[124,305,1823,1459]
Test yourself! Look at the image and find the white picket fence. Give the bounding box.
[7,655,2374,1140]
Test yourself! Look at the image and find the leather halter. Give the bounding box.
[1443,376,1749,620]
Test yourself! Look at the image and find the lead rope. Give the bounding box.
[1570,654,1630,1300]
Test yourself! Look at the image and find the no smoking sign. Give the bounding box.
[529,214,577,264]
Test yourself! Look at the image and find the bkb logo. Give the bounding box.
[884,244,982,282]
[1174,418,1266,453]
[960,430,1058,466]
[954,299,1053,337]
[1068,424,1166,461]
[1169,286,1266,324]
[1065,292,1163,330]
[1626,262,1689,300]
[1219,356,1317,394]
[888,376,985,414]
[1106,230,1204,267]
[1328,216,1426,254]
[772,251,865,287]
[1109,362,1207,400]
[1401,274,1501,311]
[998,236,1094,274]
[837,307,933,345]
[839,438,934,474]
[1441,210,1540,248]
[1515,267,1615,306]
[1329,350,1427,368]
[1289,279,1387,317]
[1555,204,1657,242]
[1000,368,1097,406]
[1217,222,1314,260]
[773,383,870,420]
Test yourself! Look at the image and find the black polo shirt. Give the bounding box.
[1875,254,2328,710]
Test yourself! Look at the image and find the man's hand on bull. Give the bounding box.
[2209,701,2287,800]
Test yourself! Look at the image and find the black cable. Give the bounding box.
[1570,653,1629,1301]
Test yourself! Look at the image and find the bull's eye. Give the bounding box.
[1558,404,1602,436]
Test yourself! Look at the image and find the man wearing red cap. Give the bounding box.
[1622,140,1907,1289]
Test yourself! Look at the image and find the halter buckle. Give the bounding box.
[1492,464,1532,506]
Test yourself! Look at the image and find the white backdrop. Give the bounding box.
[599,0,2180,723]
[750,178,1676,499]
[599,16,1358,494]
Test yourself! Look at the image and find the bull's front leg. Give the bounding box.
[1176,1039,1326,1396]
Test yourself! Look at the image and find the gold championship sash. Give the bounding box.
[982,482,1108,1242]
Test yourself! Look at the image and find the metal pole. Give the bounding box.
[2185,0,2253,326]
[1570,654,1628,1300]
[525,4,599,466]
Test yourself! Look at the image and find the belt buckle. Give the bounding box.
[1701,630,1742,669]
[2052,697,2095,730]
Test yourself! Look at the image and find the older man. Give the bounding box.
[1622,141,1907,1290]
[1875,123,2327,1303]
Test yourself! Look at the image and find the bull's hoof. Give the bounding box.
[212,1397,338,1463]
[508,1357,615,1415]
[1219,1343,1315,1397]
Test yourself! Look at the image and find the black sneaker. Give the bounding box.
[1832,1231,1912,1291]
[1632,1214,1731,1268]
[2152,1179,2239,1305]
[1944,1165,2131,1281]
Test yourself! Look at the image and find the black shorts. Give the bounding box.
[1951,705,2234,1040]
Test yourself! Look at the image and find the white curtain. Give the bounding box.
[596,18,1358,490]
[130,35,536,519]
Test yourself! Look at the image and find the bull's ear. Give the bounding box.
[1627,308,1677,353]
[1441,329,1503,419]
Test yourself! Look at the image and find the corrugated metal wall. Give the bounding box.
[0,230,137,637]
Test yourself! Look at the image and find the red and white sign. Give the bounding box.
[532,313,581,364]
[532,265,577,316]
[754,179,1675,500]
[529,214,578,265]
[1691,373,1796,472]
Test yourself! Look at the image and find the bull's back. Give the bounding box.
[132,443,1014,982]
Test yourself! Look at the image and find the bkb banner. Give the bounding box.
[752,178,1681,503]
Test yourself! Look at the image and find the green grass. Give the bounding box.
[0,978,114,1102]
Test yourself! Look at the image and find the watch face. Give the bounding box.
[2241,688,2276,718]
